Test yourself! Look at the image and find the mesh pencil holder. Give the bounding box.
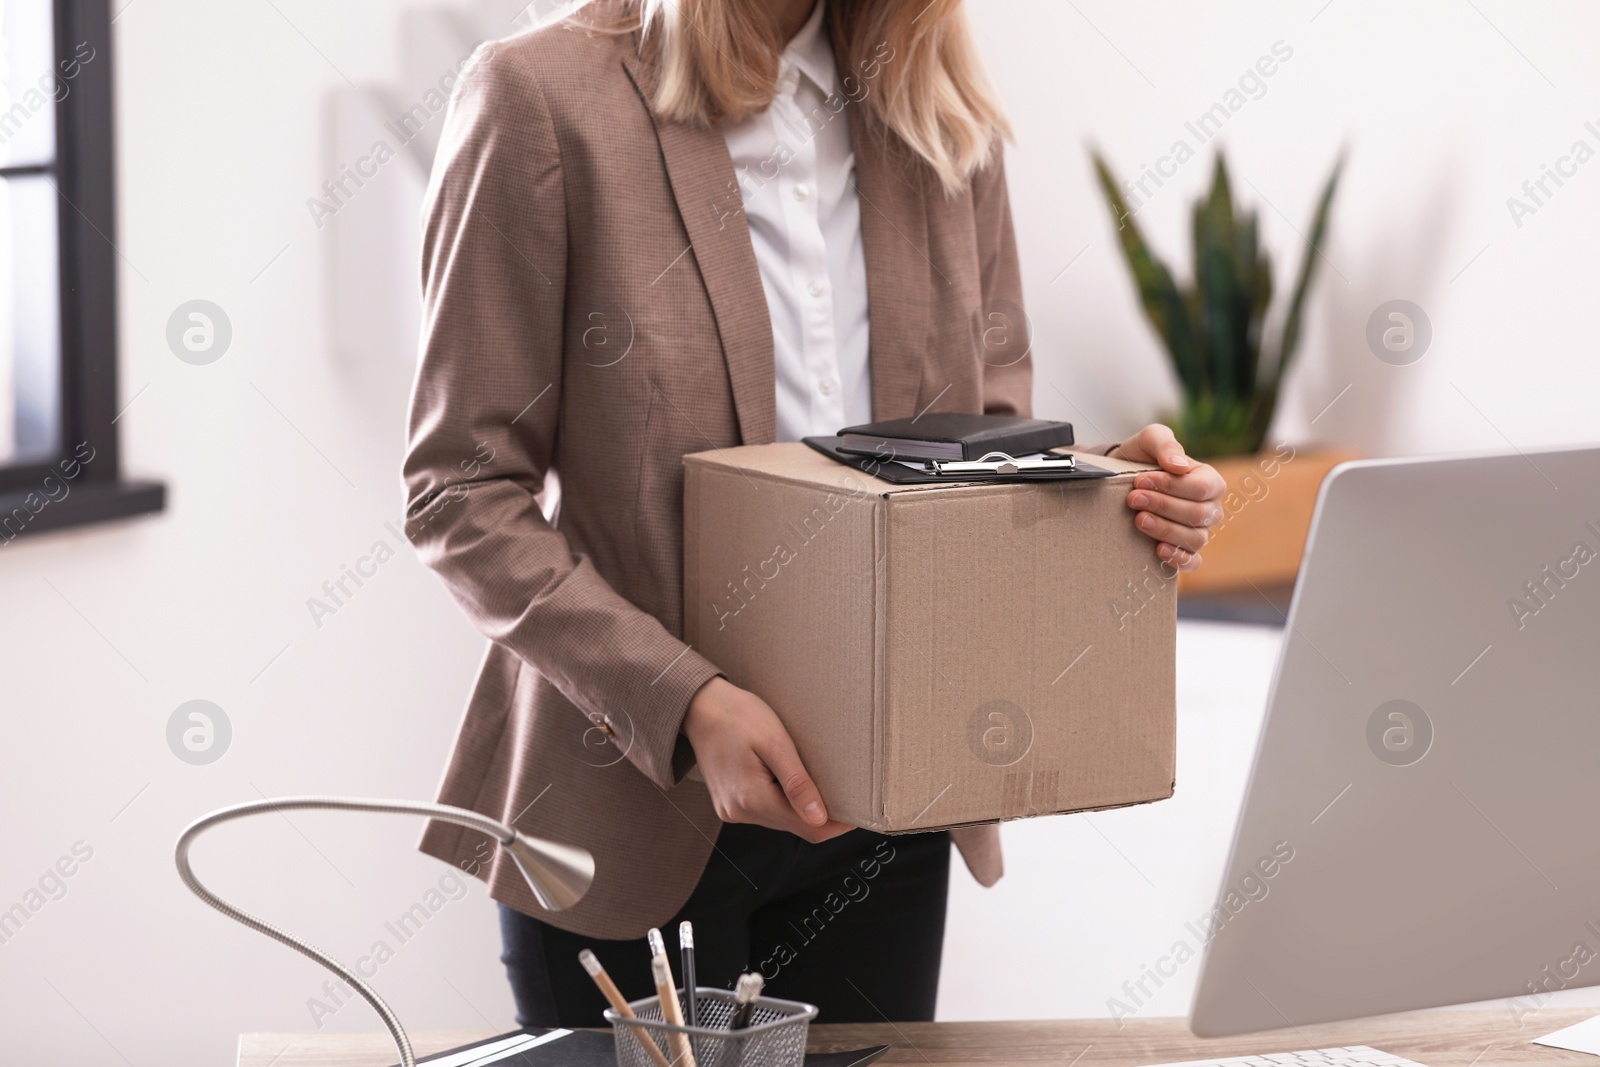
[606,987,817,1067]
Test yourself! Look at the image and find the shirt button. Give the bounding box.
[808,281,825,297]
[793,183,811,202]
[818,379,836,396]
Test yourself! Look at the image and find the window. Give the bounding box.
[0,0,162,544]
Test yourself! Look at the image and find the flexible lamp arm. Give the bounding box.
[174,796,594,1067]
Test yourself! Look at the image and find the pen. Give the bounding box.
[679,921,699,1030]
[649,928,697,1067]
[579,949,674,1067]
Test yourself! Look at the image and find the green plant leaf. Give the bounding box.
[1090,151,1204,396]
[1171,392,1259,458]
[1089,147,1342,457]
[1268,154,1344,402]
[1231,206,1270,399]
[1193,155,1245,403]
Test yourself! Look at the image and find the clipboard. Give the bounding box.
[803,436,1116,484]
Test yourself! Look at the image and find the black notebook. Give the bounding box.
[836,413,1074,462]
[396,1028,889,1067]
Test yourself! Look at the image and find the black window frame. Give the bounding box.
[0,0,163,541]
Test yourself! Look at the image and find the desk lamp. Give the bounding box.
[175,796,594,1067]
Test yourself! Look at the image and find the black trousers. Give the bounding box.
[499,822,951,1027]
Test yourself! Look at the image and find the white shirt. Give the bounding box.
[721,0,872,442]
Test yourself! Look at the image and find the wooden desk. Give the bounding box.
[240,1009,1596,1067]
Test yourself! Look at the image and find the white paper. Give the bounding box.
[1535,1015,1600,1057]
[420,1029,572,1067]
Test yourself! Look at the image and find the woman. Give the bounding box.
[402,0,1224,1027]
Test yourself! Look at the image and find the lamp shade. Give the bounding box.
[506,830,595,911]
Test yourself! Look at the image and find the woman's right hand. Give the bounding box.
[683,677,855,844]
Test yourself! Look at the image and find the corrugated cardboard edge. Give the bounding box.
[872,498,888,829]
[873,787,1177,836]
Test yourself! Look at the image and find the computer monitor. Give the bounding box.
[1189,446,1600,1037]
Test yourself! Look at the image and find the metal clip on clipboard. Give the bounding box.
[924,451,1076,476]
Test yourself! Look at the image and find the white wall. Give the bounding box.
[2,2,1598,1064]
[0,2,528,1063]
[947,0,1600,1023]
[995,0,1600,456]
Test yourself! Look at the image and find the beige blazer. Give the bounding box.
[403,10,1036,940]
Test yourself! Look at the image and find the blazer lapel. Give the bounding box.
[844,87,937,422]
[620,32,939,437]
[621,46,778,445]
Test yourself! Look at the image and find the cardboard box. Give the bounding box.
[682,443,1177,833]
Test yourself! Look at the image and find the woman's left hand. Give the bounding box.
[1111,424,1226,573]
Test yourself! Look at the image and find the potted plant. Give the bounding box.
[1091,150,1352,596]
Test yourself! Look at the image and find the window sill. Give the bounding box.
[0,479,166,543]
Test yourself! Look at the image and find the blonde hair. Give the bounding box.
[584,0,1010,195]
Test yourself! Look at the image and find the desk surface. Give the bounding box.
[240,1009,1596,1067]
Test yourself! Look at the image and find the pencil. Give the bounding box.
[653,954,698,1067]
[579,949,673,1067]
[679,921,699,1030]
[649,928,696,1067]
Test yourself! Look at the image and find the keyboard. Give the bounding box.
[1137,1047,1431,1067]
